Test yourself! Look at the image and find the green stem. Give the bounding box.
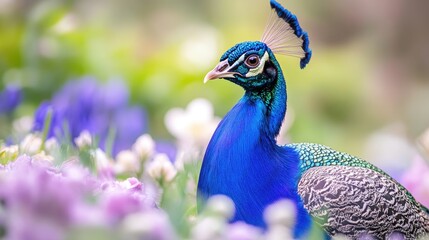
[40,107,53,151]
[105,126,116,158]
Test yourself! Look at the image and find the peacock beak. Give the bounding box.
[204,60,239,83]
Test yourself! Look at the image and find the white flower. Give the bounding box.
[226,222,263,240]
[32,151,54,162]
[191,216,226,240]
[12,116,34,134]
[205,195,235,220]
[264,199,296,227]
[147,153,177,183]
[191,196,235,240]
[74,130,92,149]
[165,98,220,148]
[174,150,201,171]
[132,134,155,160]
[114,150,140,174]
[263,199,296,240]
[45,138,59,153]
[94,148,114,172]
[0,144,19,158]
[20,134,43,155]
[122,210,177,240]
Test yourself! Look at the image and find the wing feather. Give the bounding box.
[298,166,429,239]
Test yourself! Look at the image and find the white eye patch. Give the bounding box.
[230,54,246,70]
[245,52,269,78]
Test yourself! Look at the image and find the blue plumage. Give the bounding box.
[198,0,429,239]
[300,32,312,69]
[198,1,315,237]
[199,41,313,237]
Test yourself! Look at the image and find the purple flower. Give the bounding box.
[102,192,143,223]
[32,77,147,156]
[108,107,147,156]
[126,177,143,191]
[0,156,158,239]
[401,156,429,207]
[98,178,156,224]
[0,85,22,115]
[33,102,63,137]
[0,156,84,240]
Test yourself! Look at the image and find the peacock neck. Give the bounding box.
[244,68,287,140]
[199,69,310,233]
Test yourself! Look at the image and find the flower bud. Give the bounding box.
[74,130,92,149]
[115,150,140,174]
[20,134,43,155]
[147,154,177,183]
[206,195,235,220]
[132,134,155,160]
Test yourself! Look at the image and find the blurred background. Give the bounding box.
[1,0,429,175]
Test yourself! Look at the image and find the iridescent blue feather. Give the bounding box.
[198,1,316,238]
[198,50,313,236]
[300,32,312,68]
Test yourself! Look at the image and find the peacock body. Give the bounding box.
[197,0,429,239]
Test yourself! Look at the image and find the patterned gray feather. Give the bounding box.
[298,165,429,239]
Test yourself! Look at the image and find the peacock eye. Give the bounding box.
[244,54,260,68]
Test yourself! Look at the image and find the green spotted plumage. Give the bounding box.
[290,143,380,173]
[290,143,429,239]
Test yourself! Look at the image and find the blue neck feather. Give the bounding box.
[245,74,286,138]
[198,57,312,237]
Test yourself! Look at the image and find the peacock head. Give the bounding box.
[204,41,278,90]
[204,0,312,90]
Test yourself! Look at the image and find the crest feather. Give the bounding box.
[261,0,312,68]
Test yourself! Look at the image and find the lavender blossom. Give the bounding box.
[401,156,429,207]
[0,155,158,240]
[32,78,147,156]
[0,85,22,115]
[0,156,85,240]
[98,177,156,224]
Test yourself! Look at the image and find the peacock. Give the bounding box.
[197,0,429,239]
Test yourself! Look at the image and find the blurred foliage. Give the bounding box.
[1,0,429,158]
